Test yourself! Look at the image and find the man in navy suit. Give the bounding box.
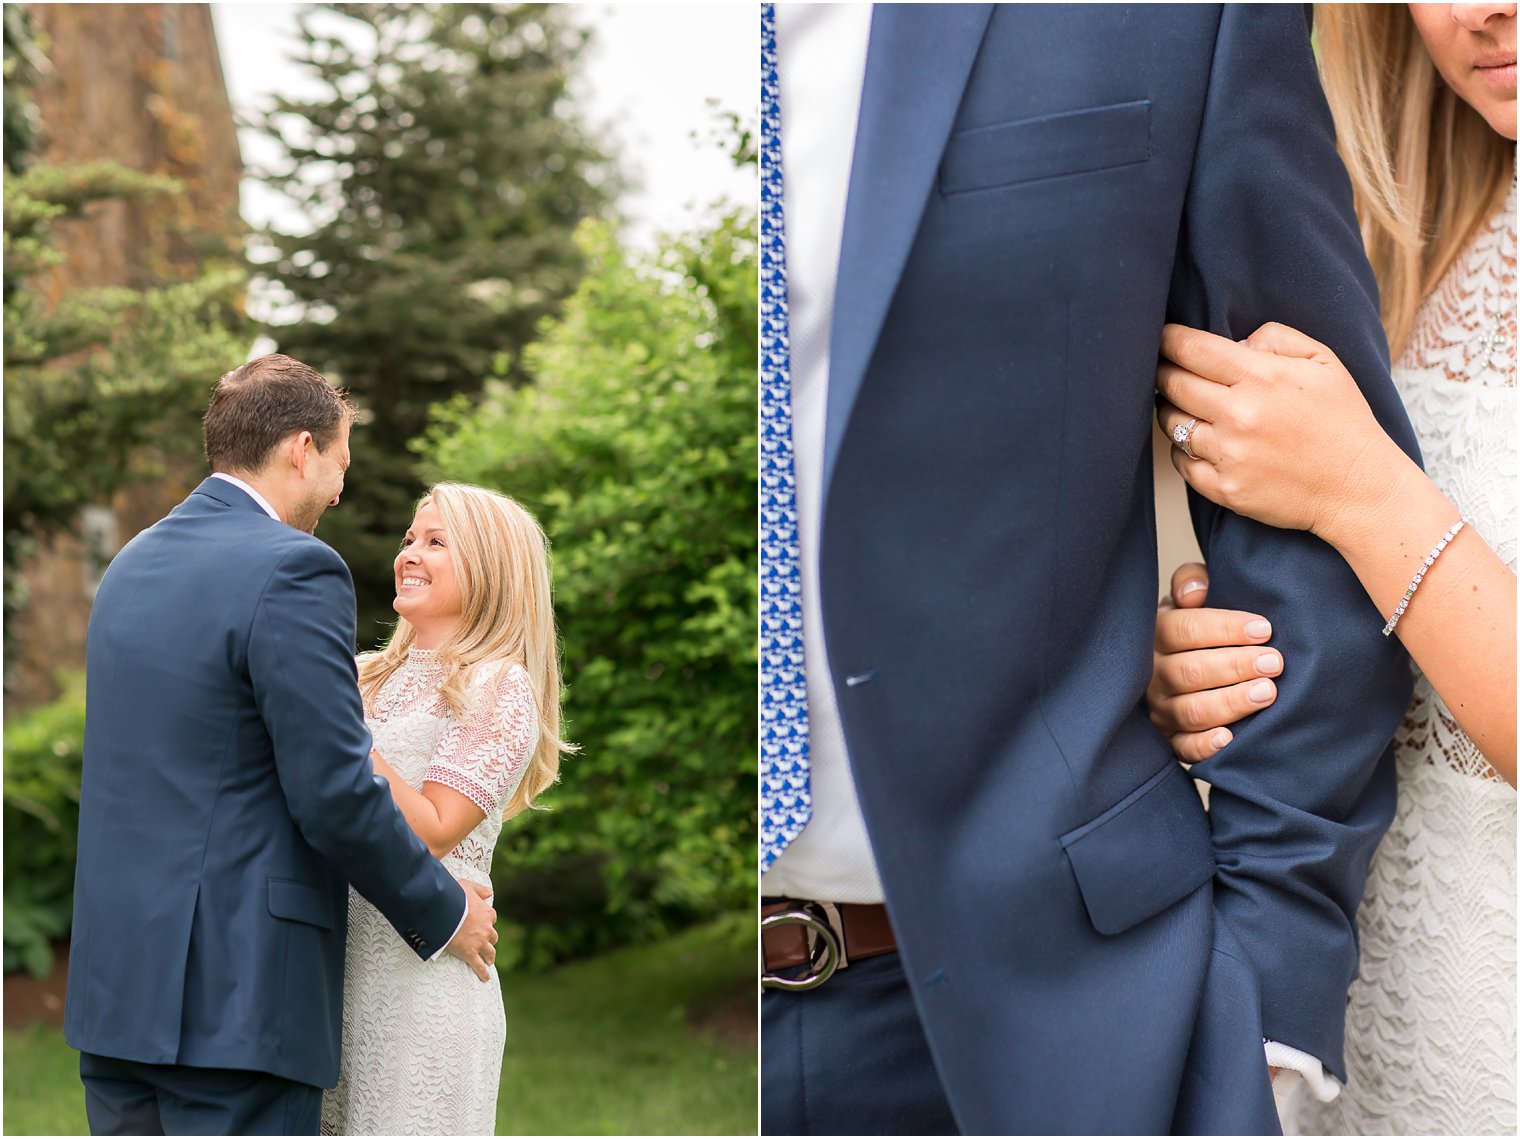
[760,6,1420,1134]
[64,355,499,1135]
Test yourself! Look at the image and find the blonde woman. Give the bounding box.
[1149,3,1515,1132]
[320,482,572,1136]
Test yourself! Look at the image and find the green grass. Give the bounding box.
[3,1021,81,1136]
[497,912,755,1135]
[3,914,756,1136]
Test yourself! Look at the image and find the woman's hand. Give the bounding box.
[1156,322,1516,781]
[1155,322,1420,543]
[1148,563,1286,764]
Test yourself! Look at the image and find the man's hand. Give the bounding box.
[1148,562,1282,763]
[444,879,498,982]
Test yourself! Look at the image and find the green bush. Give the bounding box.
[429,211,758,967]
[3,674,85,976]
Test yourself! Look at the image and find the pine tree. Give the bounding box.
[2,7,249,608]
[4,5,41,175]
[250,3,620,644]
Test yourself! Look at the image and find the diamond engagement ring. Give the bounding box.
[1172,417,1199,460]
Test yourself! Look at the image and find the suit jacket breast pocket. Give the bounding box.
[939,99,1151,197]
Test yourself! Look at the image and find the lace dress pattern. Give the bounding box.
[320,652,538,1136]
[1288,182,1517,1135]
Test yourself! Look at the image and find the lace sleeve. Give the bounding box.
[423,662,538,812]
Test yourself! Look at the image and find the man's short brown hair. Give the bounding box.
[203,354,355,474]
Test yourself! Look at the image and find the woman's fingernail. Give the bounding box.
[1179,580,1208,598]
[1210,729,1233,750]
[1245,619,1272,639]
[1255,652,1281,674]
[1248,680,1276,703]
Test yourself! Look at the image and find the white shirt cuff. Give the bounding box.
[426,890,470,962]
[1265,1039,1341,1103]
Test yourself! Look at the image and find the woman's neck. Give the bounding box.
[410,621,459,652]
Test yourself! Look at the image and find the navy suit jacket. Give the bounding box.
[64,477,464,1088]
[817,6,1419,1133]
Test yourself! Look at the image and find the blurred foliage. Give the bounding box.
[3,674,85,977]
[3,162,247,528]
[249,2,621,646]
[1,11,249,656]
[424,209,756,967]
[3,5,42,174]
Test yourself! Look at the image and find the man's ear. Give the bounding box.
[287,430,316,477]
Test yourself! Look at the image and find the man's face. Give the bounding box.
[290,421,351,534]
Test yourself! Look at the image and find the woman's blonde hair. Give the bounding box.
[1316,4,1514,358]
[359,482,574,819]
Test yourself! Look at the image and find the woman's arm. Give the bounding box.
[1156,322,1516,782]
[1318,451,1516,783]
[370,661,538,859]
[371,750,486,859]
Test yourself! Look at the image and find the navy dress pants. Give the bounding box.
[762,951,960,1136]
[79,1052,324,1136]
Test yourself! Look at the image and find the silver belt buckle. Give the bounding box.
[761,901,850,991]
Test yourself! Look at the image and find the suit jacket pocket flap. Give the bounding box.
[940,99,1151,196]
[267,878,335,930]
[1060,762,1213,936]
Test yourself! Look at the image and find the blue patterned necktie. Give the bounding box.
[759,2,811,873]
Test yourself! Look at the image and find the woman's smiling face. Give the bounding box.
[393,501,463,641]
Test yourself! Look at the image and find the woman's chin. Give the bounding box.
[1481,104,1518,141]
[1472,91,1518,140]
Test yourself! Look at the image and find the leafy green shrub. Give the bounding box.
[430,211,757,967]
[3,674,85,976]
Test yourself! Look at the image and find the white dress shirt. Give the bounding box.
[210,471,281,521]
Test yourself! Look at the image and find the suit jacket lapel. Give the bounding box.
[823,2,994,493]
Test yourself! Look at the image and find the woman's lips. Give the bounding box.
[1474,60,1517,91]
[1473,47,1517,91]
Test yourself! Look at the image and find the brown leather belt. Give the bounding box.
[761,898,897,990]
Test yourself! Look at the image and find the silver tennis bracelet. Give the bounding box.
[1382,516,1471,637]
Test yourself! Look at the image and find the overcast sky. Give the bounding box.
[212,4,757,248]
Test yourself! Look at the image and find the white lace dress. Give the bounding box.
[320,651,538,1136]
[1286,182,1517,1135]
